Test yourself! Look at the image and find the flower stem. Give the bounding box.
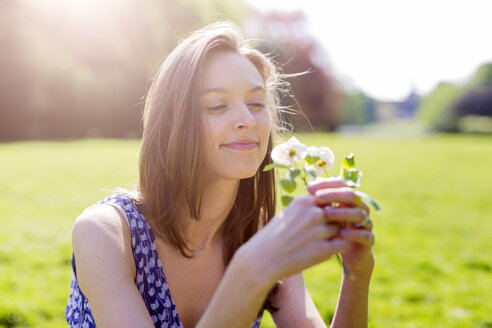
[300,167,308,187]
[336,254,356,280]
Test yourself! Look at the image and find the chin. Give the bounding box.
[235,170,258,180]
[230,165,260,180]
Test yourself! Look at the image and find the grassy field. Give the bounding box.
[1,134,491,328]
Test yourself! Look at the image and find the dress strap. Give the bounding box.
[86,194,158,275]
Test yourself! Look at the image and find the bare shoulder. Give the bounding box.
[71,204,155,326]
[72,204,131,249]
[72,204,136,294]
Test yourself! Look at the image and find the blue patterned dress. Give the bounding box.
[66,194,262,328]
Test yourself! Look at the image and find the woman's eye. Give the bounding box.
[248,103,266,111]
[206,105,227,113]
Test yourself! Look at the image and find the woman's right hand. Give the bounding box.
[238,188,352,284]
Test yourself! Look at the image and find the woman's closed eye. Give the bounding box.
[206,103,266,113]
[248,103,266,111]
[206,105,228,113]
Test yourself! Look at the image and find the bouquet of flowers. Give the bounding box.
[264,137,381,277]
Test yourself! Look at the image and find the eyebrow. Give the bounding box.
[201,85,266,96]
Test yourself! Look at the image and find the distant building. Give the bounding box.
[372,87,420,122]
[393,87,420,119]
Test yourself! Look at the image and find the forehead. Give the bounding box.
[200,51,265,95]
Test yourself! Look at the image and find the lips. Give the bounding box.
[221,138,258,150]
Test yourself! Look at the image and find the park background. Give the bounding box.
[1,0,491,327]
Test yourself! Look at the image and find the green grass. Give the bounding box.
[1,134,491,328]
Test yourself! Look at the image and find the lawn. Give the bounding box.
[0,134,491,328]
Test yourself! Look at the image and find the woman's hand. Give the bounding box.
[308,177,375,279]
[239,187,350,285]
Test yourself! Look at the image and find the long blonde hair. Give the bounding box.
[138,21,287,312]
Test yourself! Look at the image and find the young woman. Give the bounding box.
[65,21,375,328]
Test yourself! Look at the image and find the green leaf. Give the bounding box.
[342,153,356,169]
[281,195,293,207]
[288,168,301,180]
[305,155,320,165]
[280,178,297,193]
[343,168,362,188]
[355,190,382,212]
[263,163,290,171]
[304,166,318,179]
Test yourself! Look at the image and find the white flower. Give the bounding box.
[306,146,319,158]
[271,137,307,166]
[308,146,335,175]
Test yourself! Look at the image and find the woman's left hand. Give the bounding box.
[307,177,375,279]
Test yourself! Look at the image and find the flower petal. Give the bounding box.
[271,143,292,166]
[318,147,335,170]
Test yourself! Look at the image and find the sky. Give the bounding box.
[244,0,492,101]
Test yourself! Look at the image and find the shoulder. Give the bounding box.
[70,203,156,327]
[72,204,136,292]
[72,204,132,255]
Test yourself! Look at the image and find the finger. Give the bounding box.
[285,195,316,219]
[316,188,370,213]
[324,207,367,225]
[353,210,373,230]
[290,194,316,208]
[307,176,347,195]
[310,239,350,260]
[305,206,326,226]
[361,201,370,215]
[340,229,375,247]
[322,224,341,240]
[323,239,350,255]
[315,187,360,207]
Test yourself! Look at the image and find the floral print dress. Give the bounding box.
[65,194,262,328]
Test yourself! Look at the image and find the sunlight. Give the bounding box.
[32,0,118,28]
[245,0,492,101]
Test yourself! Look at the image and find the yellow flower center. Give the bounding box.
[289,149,297,157]
[316,159,326,168]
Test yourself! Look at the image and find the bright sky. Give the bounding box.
[244,0,492,101]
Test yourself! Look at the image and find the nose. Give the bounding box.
[233,102,256,130]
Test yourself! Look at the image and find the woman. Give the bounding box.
[66,21,375,328]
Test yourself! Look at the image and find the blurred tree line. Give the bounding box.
[0,0,247,140]
[417,62,492,133]
[339,90,377,125]
[0,0,349,141]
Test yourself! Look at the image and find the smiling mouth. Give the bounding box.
[221,142,258,150]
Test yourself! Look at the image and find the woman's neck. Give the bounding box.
[182,178,240,254]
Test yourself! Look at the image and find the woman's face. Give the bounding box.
[199,51,271,181]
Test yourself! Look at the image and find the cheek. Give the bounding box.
[202,116,228,156]
[256,113,271,156]
[256,113,271,139]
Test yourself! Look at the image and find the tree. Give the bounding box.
[466,62,492,90]
[417,82,463,131]
[417,61,492,132]
[245,10,343,131]
[340,90,377,125]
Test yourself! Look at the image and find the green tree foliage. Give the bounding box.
[466,62,492,90]
[417,82,464,131]
[417,62,492,132]
[340,90,377,125]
